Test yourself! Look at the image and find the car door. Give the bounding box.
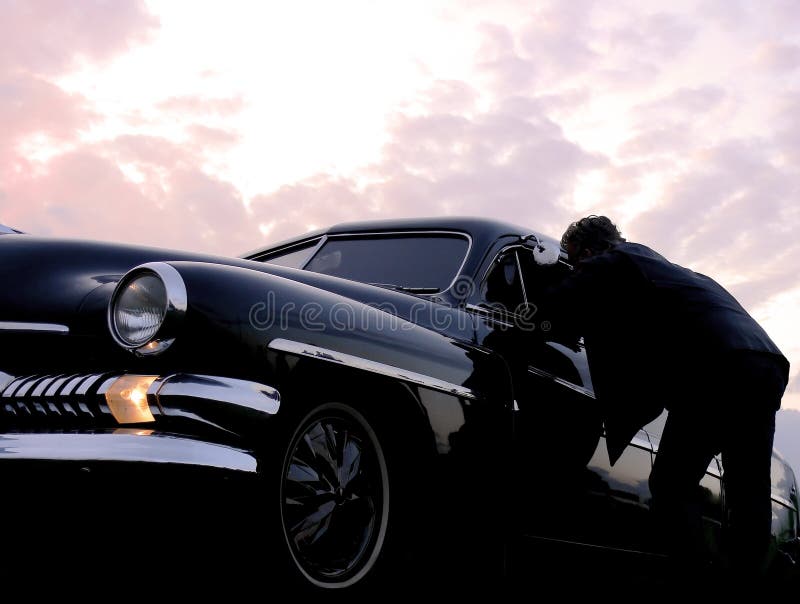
[470,244,661,578]
[643,410,725,563]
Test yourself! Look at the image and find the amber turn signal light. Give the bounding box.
[105,375,157,423]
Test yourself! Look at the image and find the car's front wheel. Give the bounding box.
[279,402,390,590]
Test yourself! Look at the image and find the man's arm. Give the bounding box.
[534,251,623,343]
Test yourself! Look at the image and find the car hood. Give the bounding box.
[0,236,470,340]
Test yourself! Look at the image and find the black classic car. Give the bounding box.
[0,217,797,592]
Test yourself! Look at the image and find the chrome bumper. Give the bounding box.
[0,431,259,472]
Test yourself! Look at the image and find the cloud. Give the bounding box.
[634,86,726,121]
[1,0,798,320]
[616,87,727,160]
[518,0,599,77]
[0,74,95,144]
[0,0,164,234]
[0,0,158,75]
[626,137,800,310]
[773,93,800,165]
[156,96,246,116]
[420,80,479,115]
[609,12,697,60]
[3,151,157,237]
[186,125,241,149]
[108,134,195,169]
[475,24,538,95]
[250,81,605,244]
[754,43,800,73]
[2,137,256,255]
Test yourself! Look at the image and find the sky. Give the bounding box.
[1,0,799,408]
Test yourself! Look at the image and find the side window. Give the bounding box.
[516,247,589,389]
[516,246,572,302]
[258,239,320,268]
[643,410,668,445]
[481,252,525,315]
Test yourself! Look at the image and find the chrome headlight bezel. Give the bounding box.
[108,262,187,355]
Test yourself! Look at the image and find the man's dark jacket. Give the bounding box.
[542,242,789,464]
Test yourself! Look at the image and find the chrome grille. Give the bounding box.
[0,372,115,427]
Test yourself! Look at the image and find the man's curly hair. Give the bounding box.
[561,215,626,255]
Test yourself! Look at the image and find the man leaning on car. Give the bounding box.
[537,215,790,590]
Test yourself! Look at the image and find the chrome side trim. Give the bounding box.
[630,432,652,450]
[0,322,69,334]
[773,493,798,512]
[241,233,326,263]
[464,303,515,328]
[515,251,529,306]
[156,374,281,415]
[0,372,13,391]
[523,534,669,559]
[298,235,328,269]
[527,365,596,399]
[269,338,478,400]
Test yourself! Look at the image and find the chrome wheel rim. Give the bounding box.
[281,406,387,587]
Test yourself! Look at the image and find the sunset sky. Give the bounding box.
[1,0,798,408]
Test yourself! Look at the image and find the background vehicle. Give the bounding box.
[0,217,796,590]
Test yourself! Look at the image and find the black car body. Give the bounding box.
[0,217,797,591]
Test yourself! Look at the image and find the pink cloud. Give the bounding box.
[421,80,479,115]
[250,85,605,244]
[773,94,800,165]
[0,0,162,231]
[614,12,697,58]
[618,127,694,159]
[634,86,726,119]
[2,140,257,256]
[1,0,797,325]
[156,95,246,116]
[3,151,158,237]
[755,43,800,72]
[250,175,371,243]
[627,139,800,310]
[186,125,241,149]
[0,74,95,143]
[617,87,726,159]
[0,0,158,75]
[108,134,196,168]
[518,3,599,80]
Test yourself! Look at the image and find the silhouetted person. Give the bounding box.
[538,215,789,588]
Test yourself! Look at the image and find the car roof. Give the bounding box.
[326,216,528,238]
[242,216,559,258]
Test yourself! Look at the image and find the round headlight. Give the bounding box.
[109,262,187,352]
[112,273,167,347]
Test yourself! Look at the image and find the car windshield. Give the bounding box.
[303,233,469,292]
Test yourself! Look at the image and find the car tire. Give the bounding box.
[278,401,391,592]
